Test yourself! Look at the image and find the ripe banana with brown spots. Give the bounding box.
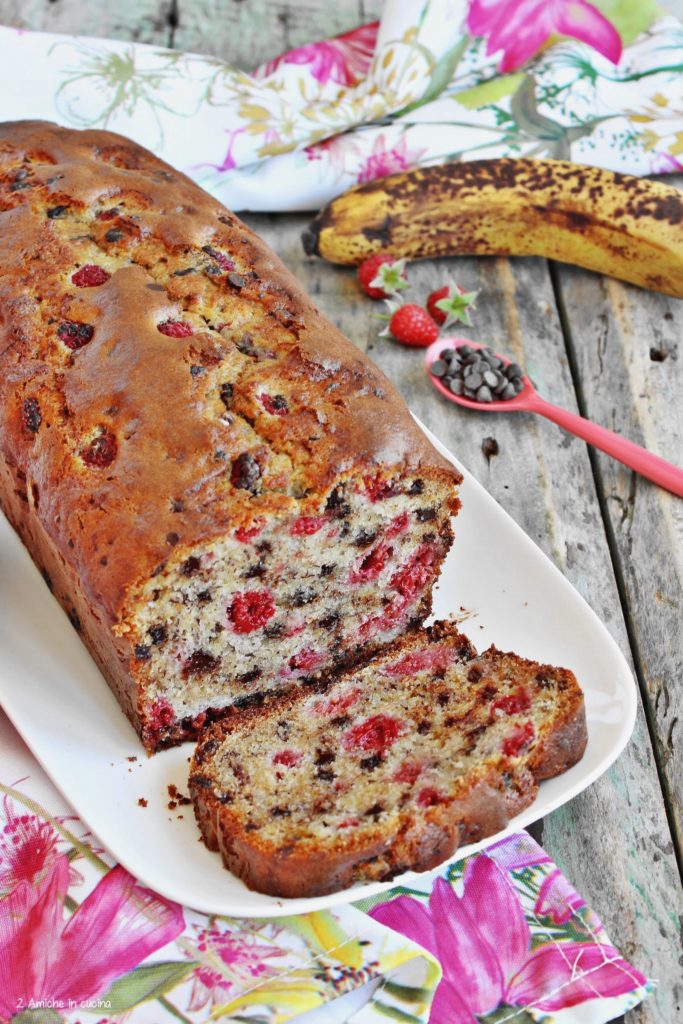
[302,158,683,297]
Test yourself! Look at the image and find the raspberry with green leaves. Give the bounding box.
[358,254,409,300]
[427,284,478,328]
[389,304,440,347]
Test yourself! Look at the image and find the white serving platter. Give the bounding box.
[0,421,637,917]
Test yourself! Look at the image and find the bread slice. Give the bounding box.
[190,622,586,897]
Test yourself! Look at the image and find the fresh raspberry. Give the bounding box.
[426,284,478,327]
[228,589,276,633]
[81,430,117,468]
[289,648,324,673]
[235,524,262,543]
[273,750,302,768]
[350,541,392,584]
[393,760,423,784]
[71,265,110,287]
[21,397,41,434]
[158,320,194,338]
[260,393,288,415]
[389,304,439,348]
[357,253,407,299]
[427,285,457,325]
[503,720,535,757]
[490,687,532,721]
[290,515,327,536]
[58,321,95,350]
[417,787,449,808]
[342,714,404,753]
[390,542,439,600]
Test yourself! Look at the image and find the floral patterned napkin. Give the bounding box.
[0,711,649,1023]
[357,834,652,1023]
[0,1,682,211]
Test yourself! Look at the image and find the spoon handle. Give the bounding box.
[528,394,683,497]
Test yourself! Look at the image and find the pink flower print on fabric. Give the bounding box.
[467,0,622,73]
[0,794,88,892]
[259,22,379,86]
[535,867,586,924]
[370,854,646,1023]
[184,923,287,1011]
[0,854,184,1018]
[356,134,428,184]
[650,151,683,173]
[0,795,61,892]
[213,127,245,173]
[304,133,361,178]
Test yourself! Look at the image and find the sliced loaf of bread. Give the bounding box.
[190,622,586,897]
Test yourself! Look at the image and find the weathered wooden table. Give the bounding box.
[2,2,681,1022]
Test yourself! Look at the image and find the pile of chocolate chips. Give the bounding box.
[430,344,525,403]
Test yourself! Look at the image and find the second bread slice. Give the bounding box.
[190,622,586,897]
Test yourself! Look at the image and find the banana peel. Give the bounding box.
[302,158,683,298]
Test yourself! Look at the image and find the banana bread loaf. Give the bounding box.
[0,121,460,751]
[190,622,586,897]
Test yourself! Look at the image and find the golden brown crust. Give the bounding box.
[0,121,459,745]
[191,759,538,899]
[0,120,458,623]
[190,625,587,898]
[193,766,530,899]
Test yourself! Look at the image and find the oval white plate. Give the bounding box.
[0,421,637,916]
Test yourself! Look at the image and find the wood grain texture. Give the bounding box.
[244,211,683,1024]
[0,0,176,45]
[174,0,383,68]
[552,262,683,830]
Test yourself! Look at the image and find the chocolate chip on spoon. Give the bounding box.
[429,342,527,404]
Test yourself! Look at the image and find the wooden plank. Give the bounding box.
[244,210,683,1023]
[0,0,176,46]
[174,0,383,69]
[552,261,683,834]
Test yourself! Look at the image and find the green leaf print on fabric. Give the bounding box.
[594,0,663,45]
[455,72,525,109]
[49,42,194,149]
[98,961,197,1014]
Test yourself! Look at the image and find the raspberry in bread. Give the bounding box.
[0,121,460,751]
[190,622,587,897]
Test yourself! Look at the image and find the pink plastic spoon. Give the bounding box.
[425,337,683,498]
